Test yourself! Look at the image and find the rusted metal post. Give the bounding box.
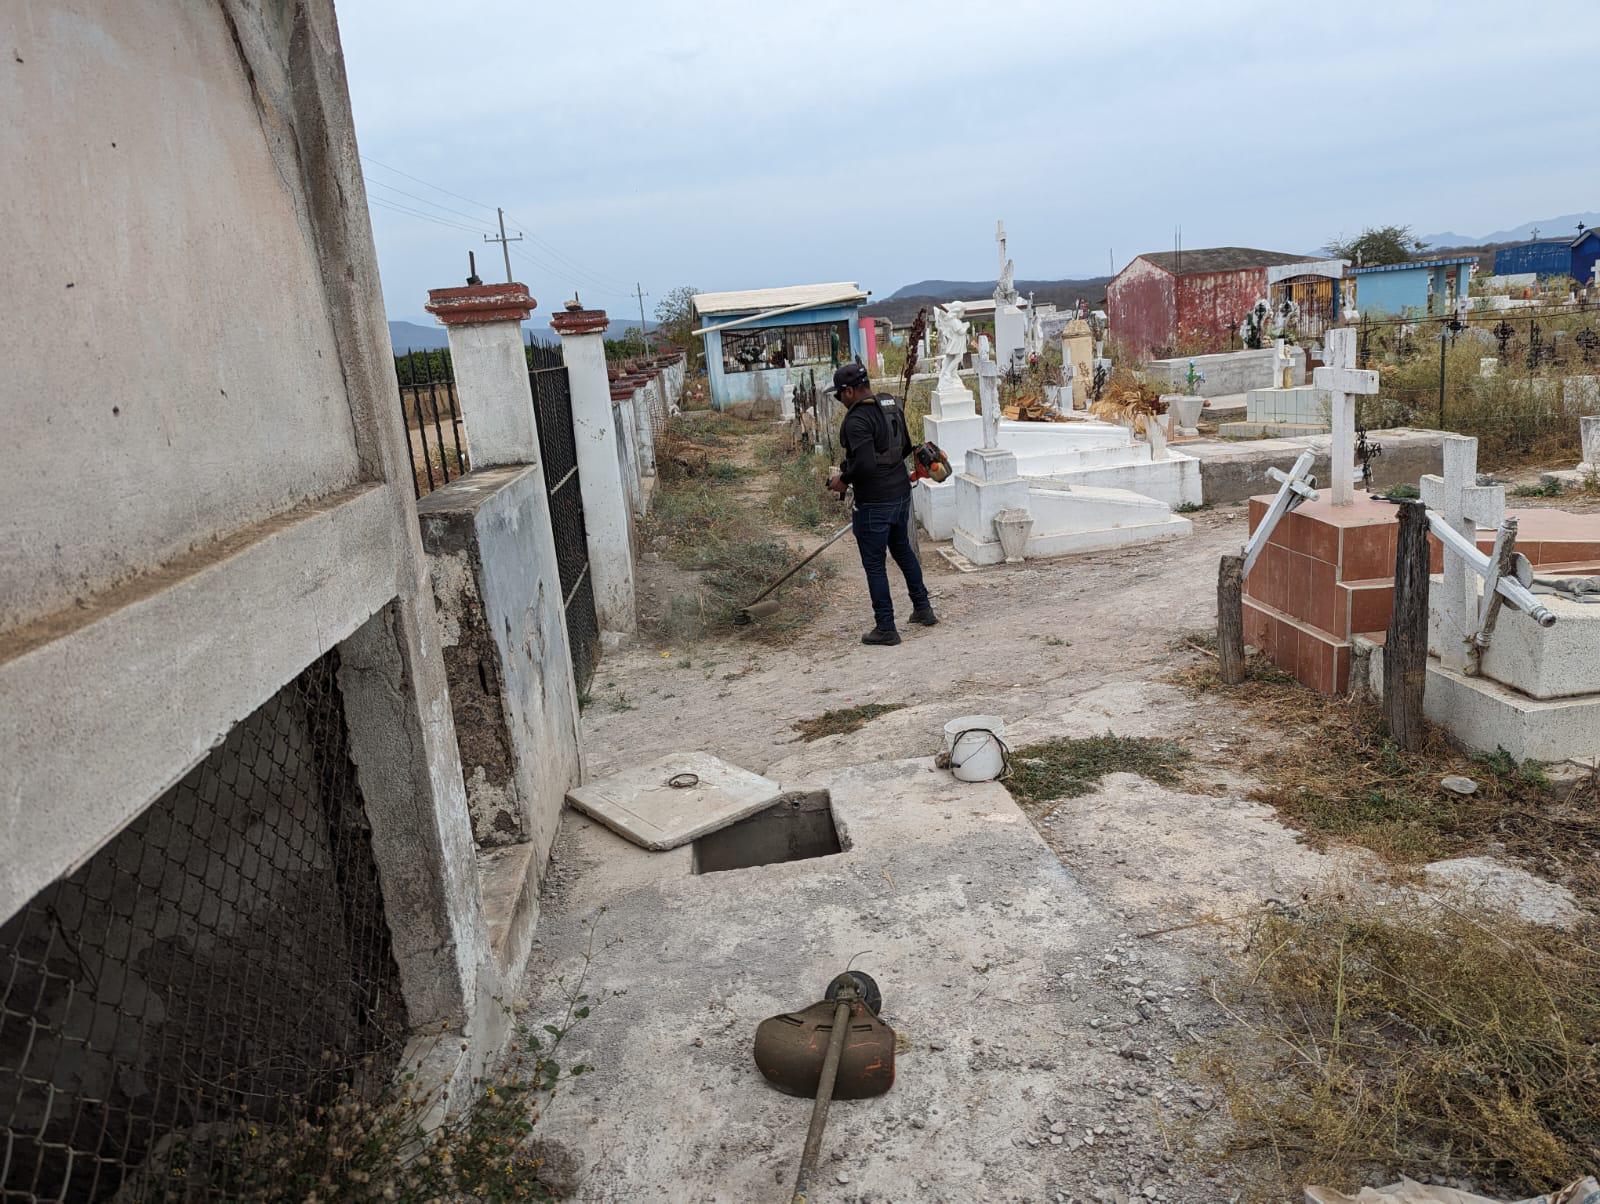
[1217,554,1245,685]
[1384,500,1431,749]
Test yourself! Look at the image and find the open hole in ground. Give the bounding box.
[691,790,847,874]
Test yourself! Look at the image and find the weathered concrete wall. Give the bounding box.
[1175,268,1270,352]
[1147,346,1306,396]
[2,0,367,633]
[1190,428,1446,504]
[419,467,583,874]
[2,0,507,1110]
[1106,257,1175,359]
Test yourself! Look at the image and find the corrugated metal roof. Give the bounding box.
[692,282,869,316]
[1136,247,1315,276]
[1350,256,1477,275]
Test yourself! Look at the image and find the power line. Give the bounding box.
[366,196,494,236]
[363,178,497,228]
[360,154,638,300]
[360,154,498,215]
[508,243,634,302]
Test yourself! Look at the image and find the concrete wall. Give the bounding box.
[1176,268,1269,351]
[2,0,508,1114]
[1352,263,1471,316]
[419,468,583,867]
[3,0,368,634]
[1147,346,1305,396]
[1106,257,1175,359]
[701,303,865,410]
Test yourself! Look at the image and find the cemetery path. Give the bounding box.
[551,500,1363,1199]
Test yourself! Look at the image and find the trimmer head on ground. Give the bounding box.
[753,971,894,1099]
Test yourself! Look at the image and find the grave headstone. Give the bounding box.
[977,357,1002,450]
[1580,415,1600,475]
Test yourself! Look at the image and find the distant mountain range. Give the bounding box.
[865,276,1112,323]
[387,315,656,355]
[1421,212,1599,249]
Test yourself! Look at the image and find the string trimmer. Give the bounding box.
[753,970,895,1203]
[734,488,853,625]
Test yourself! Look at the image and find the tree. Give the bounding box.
[1324,225,1428,267]
[653,285,699,344]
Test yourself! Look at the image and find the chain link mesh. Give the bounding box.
[0,650,407,1201]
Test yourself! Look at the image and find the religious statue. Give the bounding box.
[934,302,971,392]
[996,258,1017,306]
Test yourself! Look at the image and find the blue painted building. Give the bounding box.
[1571,231,1600,287]
[692,282,870,411]
[1494,239,1576,279]
[1349,256,1475,317]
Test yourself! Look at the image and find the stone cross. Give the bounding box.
[1273,338,1294,389]
[1313,327,1379,506]
[976,357,1002,449]
[996,219,1007,281]
[1420,435,1505,672]
[978,333,991,362]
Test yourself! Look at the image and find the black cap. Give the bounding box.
[824,362,870,396]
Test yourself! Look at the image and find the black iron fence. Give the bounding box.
[0,649,407,1201]
[528,343,601,693]
[396,348,467,498]
[1352,302,1600,460]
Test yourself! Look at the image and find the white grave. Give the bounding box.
[949,360,1194,565]
[992,219,1026,368]
[1390,433,1600,763]
[924,302,982,464]
[1581,415,1600,476]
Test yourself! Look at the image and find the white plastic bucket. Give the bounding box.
[942,715,1008,782]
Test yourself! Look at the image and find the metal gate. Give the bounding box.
[528,343,600,692]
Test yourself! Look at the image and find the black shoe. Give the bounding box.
[908,607,939,627]
[861,627,901,646]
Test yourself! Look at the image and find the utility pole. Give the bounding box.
[635,282,651,351]
[483,207,522,283]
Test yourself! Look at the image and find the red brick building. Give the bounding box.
[1107,247,1314,358]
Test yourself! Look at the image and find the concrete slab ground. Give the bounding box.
[521,757,1258,1202]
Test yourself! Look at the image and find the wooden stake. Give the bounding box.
[1217,554,1245,685]
[1384,500,1430,750]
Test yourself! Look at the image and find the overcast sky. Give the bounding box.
[336,0,1596,323]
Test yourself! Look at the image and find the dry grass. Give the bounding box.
[792,702,907,742]
[1169,641,1600,1196]
[1199,893,1600,1198]
[643,416,835,643]
[1170,645,1600,901]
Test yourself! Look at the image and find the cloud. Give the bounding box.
[336,0,1600,321]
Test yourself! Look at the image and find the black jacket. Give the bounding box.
[838,393,913,503]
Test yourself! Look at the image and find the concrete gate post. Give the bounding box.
[424,282,540,468]
[552,308,638,638]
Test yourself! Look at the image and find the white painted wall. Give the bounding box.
[445,322,542,467]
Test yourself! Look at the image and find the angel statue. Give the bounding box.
[934,302,971,392]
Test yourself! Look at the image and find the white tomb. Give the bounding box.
[947,360,1193,564]
[1392,434,1600,763]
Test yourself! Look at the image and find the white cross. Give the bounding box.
[976,357,1002,449]
[1420,435,1505,672]
[1313,327,1379,505]
[1273,338,1294,389]
[1242,450,1319,578]
[996,219,1007,279]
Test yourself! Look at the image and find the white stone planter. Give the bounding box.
[1166,394,1205,436]
[993,508,1033,563]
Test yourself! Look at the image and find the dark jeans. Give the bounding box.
[851,497,930,630]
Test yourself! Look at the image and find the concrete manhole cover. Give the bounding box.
[566,751,783,851]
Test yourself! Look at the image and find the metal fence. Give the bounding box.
[0,650,407,1202]
[1353,302,1600,457]
[528,343,601,693]
[396,349,467,498]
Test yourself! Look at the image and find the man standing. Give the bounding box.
[826,362,937,645]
